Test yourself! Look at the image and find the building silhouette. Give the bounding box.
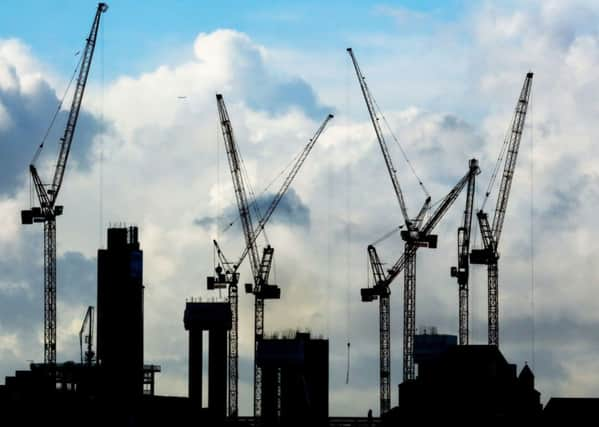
[2,228,597,425]
[97,226,156,397]
[0,227,163,425]
[384,331,542,424]
[257,331,329,426]
[184,300,232,419]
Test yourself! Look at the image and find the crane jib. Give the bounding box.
[50,3,108,203]
[347,48,411,225]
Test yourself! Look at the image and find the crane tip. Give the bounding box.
[346,47,352,52]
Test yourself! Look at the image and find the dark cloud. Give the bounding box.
[57,251,96,306]
[0,241,96,367]
[194,187,310,230]
[0,247,95,330]
[541,172,599,227]
[192,216,215,229]
[0,64,105,196]
[246,77,332,121]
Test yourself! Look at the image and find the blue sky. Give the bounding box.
[1,0,466,80]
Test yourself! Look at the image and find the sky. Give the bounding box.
[2,0,599,417]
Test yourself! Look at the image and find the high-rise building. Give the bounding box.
[97,226,145,398]
[257,331,329,426]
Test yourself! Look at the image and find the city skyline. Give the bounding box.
[1,0,599,416]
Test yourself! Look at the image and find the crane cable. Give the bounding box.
[216,101,221,238]
[214,106,222,270]
[371,96,430,199]
[237,137,271,247]
[31,53,83,166]
[370,225,403,246]
[529,85,535,370]
[98,16,105,249]
[221,139,305,234]
[345,64,352,385]
[481,110,513,211]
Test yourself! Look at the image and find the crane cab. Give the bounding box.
[260,284,281,300]
[470,248,498,265]
[21,207,46,224]
[401,230,438,248]
[21,209,34,225]
[360,287,379,302]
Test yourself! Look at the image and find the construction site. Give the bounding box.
[1,2,598,426]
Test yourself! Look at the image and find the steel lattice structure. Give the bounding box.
[21,3,108,364]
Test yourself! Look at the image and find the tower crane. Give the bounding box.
[363,160,480,412]
[450,160,480,345]
[470,72,533,346]
[79,306,95,365]
[212,93,333,417]
[21,3,108,364]
[348,46,440,396]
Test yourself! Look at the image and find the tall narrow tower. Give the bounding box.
[97,226,144,398]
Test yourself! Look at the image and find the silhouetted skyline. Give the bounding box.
[2,1,599,418]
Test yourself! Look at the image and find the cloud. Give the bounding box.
[0,232,95,364]
[0,38,105,196]
[373,5,430,25]
[58,251,96,306]
[194,187,310,231]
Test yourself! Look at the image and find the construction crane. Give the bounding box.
[20,3,108,364]
[470,72,533,346]
[213,93,333,418]
[207,240,239,417]
[348,46,440,398]
[79,306,95,365]
[363,160,480,412]
[450,160,481,345]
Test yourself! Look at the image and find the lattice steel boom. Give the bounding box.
[347,47,411,226]
[470,73,533,347]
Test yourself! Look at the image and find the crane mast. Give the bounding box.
[451,160,480,345]
[214,94,332,418]
[207,240,240,417]
[216,94,270,418]
[362,160,480,411]
[21,3,108,364]
[471,72,533,347]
